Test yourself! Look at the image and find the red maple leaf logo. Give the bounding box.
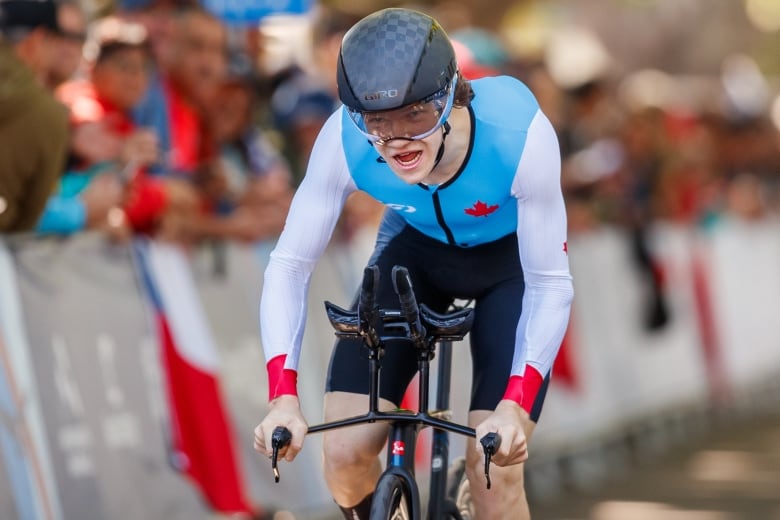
[464,200,499,217]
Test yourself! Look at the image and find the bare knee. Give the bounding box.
[321,392,390,480]
[322,427,384,475]
[464,449,528,519]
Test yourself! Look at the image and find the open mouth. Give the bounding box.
[393,151,423,169]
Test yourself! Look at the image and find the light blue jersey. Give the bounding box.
[341,76,540,247]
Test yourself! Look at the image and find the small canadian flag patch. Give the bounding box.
[392,440,405,456]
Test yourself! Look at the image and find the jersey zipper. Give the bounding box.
[416,106,477,247]
[432,191,456,245]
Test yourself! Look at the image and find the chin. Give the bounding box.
[388,165,430,185]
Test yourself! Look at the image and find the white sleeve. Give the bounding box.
[260,110,357,372]
[511,109,574,379]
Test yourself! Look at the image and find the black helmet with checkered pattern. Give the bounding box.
[336,8,457,113]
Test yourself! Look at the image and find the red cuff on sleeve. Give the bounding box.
[502,366,545,414]
[266,354,298,400]
[502,375,524,406]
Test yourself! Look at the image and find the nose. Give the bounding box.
[376,135,414,147]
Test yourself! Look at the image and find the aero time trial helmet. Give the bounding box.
[337,8,459,144]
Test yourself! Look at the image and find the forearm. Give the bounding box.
[261,250,317,400]
[504,272,573,413]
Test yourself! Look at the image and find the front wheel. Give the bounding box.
[371,473,413,520]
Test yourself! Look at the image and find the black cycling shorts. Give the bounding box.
[325,224,549,422]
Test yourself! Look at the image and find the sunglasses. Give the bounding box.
[347,76,457,146]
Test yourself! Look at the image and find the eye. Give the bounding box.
[405,106,427,121]
[365,114,386,126]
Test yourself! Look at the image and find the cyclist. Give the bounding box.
[254,8,573,519]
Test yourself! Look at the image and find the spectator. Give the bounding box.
[268,6,354,183]
[131,3,226,178]
[46,0,87,88]
[268,6,383,242]
[191,52,294,243]
[43,15,199,240]
[0,0,70,233]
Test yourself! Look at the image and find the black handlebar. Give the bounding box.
[479,432,502,489]
[392,265,426,347]
[359,265,381,348]
[271,426,292,482]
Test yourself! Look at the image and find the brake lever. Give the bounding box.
[271,426,292,483]
[479,432,502,490]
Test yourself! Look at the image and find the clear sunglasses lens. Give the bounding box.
[348,78,457,143]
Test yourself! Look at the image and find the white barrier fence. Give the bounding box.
[0,218,778,518]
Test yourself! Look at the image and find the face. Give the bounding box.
[121,3,177,63]
[91,47,150,111]
[349,83,456,185]
[209,83,252,142]
[48,3,87,87]
[169,11,226,104]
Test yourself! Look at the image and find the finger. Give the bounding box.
[253,425,268,455]
[473,425,491,455]
[498,429,516,459]
[264,429,275,458]
[501,434,529,466]
[284,425,307,462]
[489,430,516,467]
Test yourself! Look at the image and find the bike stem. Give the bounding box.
[417,345,433,414]
[368,343,383,414]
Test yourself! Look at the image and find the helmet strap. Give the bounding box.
[431,121,451,171]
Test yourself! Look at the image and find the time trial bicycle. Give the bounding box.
[270,264,501,519]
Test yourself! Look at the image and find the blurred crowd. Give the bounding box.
[1,0,779,255]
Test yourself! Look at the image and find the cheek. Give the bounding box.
[128,73,148,93]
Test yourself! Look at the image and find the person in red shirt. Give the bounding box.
[129,4,226,177]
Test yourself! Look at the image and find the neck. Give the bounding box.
[424,106,471,185]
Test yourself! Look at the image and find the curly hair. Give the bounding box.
[453,73,475,108]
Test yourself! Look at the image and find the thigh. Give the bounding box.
[468,277,552,422]
[468,276,525,412]
[325,334,418,406]
[322,391,395,456]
